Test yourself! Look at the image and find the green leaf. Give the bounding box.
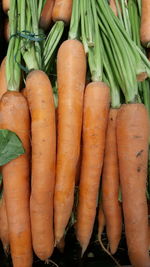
[0,129,25,166]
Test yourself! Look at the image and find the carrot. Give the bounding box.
[101,108,122,255]
[4,18,10,42]
[2,0,9,13]
[39,0,55,31]
[76,81,110,255]
[26,70,56,261]
[0,194,9,255]
[116,103,150,267]
[140,0,150,46]
[98,204,106,241]
[0,91,33,267]
[0,57,7,100]
[52,0,73,24]
[54,39,86,244]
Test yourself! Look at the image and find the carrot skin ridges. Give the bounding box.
[0,91,33,267]
[140,0,150,46]
[0,57,7,100]
[54,39,86,244]
[52,0,73,24]
[39,0,55,31]
[26,70,56,261]
[0,194,9,255]
[76,81,110,255]
[2,0,9,13]
[116,103,150,267]
[102,108,122,255]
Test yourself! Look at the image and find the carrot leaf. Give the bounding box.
[0,129,25,166]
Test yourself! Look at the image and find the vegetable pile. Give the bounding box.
[0,0,150,266]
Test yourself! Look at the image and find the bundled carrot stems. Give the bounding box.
[0,0,150,266]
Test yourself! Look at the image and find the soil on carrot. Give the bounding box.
[0,224,131,267]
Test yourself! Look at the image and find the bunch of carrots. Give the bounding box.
[0,0,150,267]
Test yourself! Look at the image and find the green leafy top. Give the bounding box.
[0,129,25,166]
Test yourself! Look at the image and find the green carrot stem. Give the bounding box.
[80,0,88,53]
[98,0,138,70]
[101,38,121,108]
[19,0,39,71]
[68,0,80,40]
[127,0,140,47]
[86,0,94,46]
[26,2,32,32]
[114,0,124,24]
[97,2,138,103]
[89,0,103,82]
[6,0,21,91]
[27,0,42,68]
[38,0,46,21]
[107,0,150,76]
[137,0,141,15]
[119,0,131,36]
[43,21,64,73]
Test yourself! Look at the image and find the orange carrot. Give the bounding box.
[116,103,150,267]
[26,70,56,261]
[39,0,55,31]
[140,0,150,46]
[0,194,9,255]
[101,108,122,255]
[54,39,86,244]
[2,0,9,13]
[76,81,110,255]
[52,0,73,24]
[0,57,7,100]
[0,91,33,267]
